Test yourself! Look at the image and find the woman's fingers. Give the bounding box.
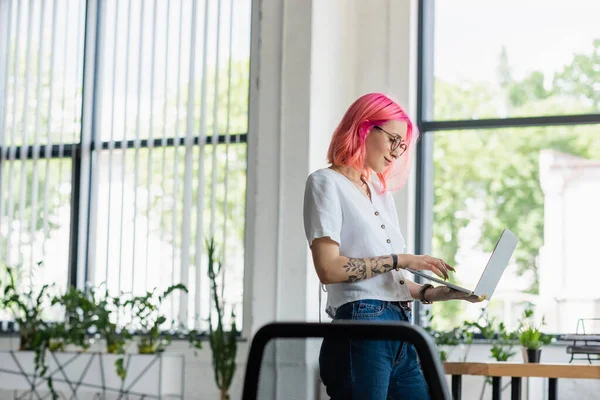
[426,256,452,279]
[411,255,454,280]
[427,262,446,280]
[438,260,449,279]
[443,261,456,273]
[431,259,448,280]
[464,294,486,303]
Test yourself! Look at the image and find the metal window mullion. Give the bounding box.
[0,0,14,265]
[72,0,89,289]
[131,0,147,293]
[414,0,435,326]
[117,0,134,299]
[68,0,88,290]
[171,0,185,321]
[422,114,600,131]
[193,0,211,330]
[144,0,158,290]
[69,0,87,288]
[104,0,121,284]
[181,0,200,328]
[6,0,23,266]
[221,0,234,302]
[29,0,48,267]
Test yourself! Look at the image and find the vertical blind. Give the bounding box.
[0,0,250,332]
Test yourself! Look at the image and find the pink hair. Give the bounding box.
[327,93,418,192]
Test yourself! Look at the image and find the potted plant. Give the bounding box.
[206,239,238,400]
[124,284,188,354]
[465,310,518,362]
[88,286,130,354]
[91,287,131,379]
[0,264,58,397]
[56,284,131,378]
[517,307,552,363]
[51,286,99,352]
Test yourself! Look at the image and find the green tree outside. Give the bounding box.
[431,40,600,328]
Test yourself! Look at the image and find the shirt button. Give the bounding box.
[386,239,391,244]
[381,224,385,229]
[374,211,379,216]
[399,280,405,285]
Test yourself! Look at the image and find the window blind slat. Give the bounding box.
[105,0,121,284]
[210,0,222,244]
[131,0,146,290]
[117,0,135,300]
[193,0,211,330]
[84,0,105,290]
[5,0,23,265]
[180,0,199,327]
[221,0,235,300]
[29,0,47,267]
[144,0,158,290]
[159,0,171,304]
[17,0,35,264]
[42,0,59,260]
[170,0,185,322]
[0,0,14,265]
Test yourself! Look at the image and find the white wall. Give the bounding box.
[244,1,418,398]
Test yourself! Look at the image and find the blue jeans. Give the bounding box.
[319,300,432,400]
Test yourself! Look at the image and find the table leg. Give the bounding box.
[451,375,462,400]
[492,377,501,400]
[549,378,558,400]
[511,377,521,400]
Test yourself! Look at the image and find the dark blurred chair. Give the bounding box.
[242,321,451,400]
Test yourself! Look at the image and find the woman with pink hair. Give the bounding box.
[303,93,481,399]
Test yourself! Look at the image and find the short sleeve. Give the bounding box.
[303,173,342,247]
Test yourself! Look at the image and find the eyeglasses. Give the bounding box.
[374,126,407,156]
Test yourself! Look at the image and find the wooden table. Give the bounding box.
[444,362,600,400]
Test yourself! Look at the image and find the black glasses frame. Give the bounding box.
[374,126,408,156]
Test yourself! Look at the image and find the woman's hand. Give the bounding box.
[424,286,485,303]
[398,254,455,280]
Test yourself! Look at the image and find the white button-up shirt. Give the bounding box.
[303,168,413,318]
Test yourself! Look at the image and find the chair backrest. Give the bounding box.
[242,321,451,400]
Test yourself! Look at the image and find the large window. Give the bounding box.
[417,0,600,334]
[0,0,251,332]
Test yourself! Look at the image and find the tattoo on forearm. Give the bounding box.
[343,257,393,283]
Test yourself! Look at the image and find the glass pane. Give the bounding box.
[95,0,251,143]
[91,143,246,331]
[433,0,600,120]
[0,157,72,321]
[430,124,600,335]
[1,0,86,146]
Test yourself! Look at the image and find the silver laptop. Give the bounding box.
[407,228,519,301]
